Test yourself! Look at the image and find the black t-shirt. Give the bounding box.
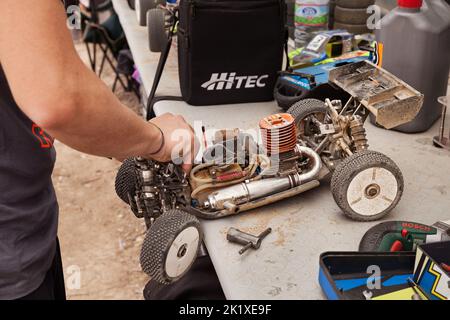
[0,65,58,299]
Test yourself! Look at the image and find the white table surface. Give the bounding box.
[113,0,450,299]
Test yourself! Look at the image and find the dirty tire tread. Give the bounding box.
[334,6,370,25]
[115,158,137,204]
[336,0,374,8]
[331,150,404,221]
[287,99,328,137]
[287,98,327,120]
[140,210,202,285]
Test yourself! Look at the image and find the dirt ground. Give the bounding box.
[55,42,148,300]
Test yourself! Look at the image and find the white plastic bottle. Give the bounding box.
[295,0,329,47]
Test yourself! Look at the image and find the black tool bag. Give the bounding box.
[147,0,287,118]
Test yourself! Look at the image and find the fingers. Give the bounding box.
[181,163,193,174]
[147,113,198,170]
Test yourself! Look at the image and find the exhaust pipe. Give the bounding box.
[205,146,321,211]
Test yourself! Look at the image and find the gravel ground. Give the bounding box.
[55,42,148,300]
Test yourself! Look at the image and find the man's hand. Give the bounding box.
[148,113,199,173]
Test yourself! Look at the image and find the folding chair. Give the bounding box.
[81,0,129,92]
[114,49,140,98]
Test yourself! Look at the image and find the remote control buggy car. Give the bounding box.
[115,61,423,285]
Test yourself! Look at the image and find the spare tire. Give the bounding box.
[136,0,165,26]
[336,0,374,8]
[334,21,370,35]
[274,77,309,110]
[334,6,370,25]
[147,8,168,52]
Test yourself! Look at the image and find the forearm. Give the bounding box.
[45,65,160,159]
[0,0,159,159]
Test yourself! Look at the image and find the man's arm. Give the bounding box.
[0,0,195,170]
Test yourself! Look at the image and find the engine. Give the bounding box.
[127,113,322,222]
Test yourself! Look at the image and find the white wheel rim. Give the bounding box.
[165,226,200,279]
[346,167,398,217]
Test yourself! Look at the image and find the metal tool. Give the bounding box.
[226,227,272,255]
[362,290,373,300]
[433,96,450,150]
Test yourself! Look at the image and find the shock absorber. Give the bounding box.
[350,116,369,151]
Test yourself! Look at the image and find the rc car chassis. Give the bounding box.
[115,61,423,285]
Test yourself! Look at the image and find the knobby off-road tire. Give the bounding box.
[287,98,328,141]
[115,158,141,218]
[115,158,137,204]
[331,151,404,222]
[140,210,202,285]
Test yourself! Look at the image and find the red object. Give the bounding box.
[390,240,404,252]
[401,229,409,238]
[441,263,450,273]
[398,0,423,8]
[216,171,246,182]
[31,124,53,149]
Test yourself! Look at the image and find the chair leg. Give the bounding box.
[105,54,127,91]
[132,81,141,100]
[112,73,119,93]
[126,76,133,92]
[85,42,96,72]
[93,42,97,73]
[98,46,108,78]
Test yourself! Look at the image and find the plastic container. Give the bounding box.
[295,0,329,47]
[319,251,415,300]
[375,0,450,133]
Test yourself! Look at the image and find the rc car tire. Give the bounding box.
[136,0,165,26]
[148,8,168,53]
[287,99,328,140]
[115,158,137,205]
[274,81,308,110]
[127,0,136,10]
[140,210,202,285]
[334,6,370,25]
[359,221,405,252]
[333,22,370,35]
[331,151,404,222]
[336,0,374,8]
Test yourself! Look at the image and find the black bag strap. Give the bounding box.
[284,34,289,71]
[146,12,182,120]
